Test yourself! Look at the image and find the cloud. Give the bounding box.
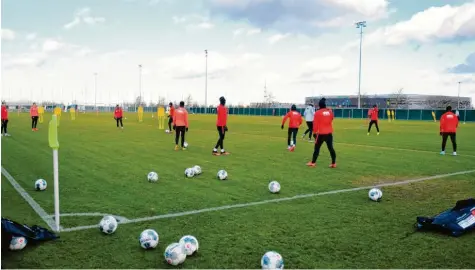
[158,51,262,80]
[1,28,16,41]
[448,52,475,74]
[361,1,475,47]
[25,33,37,41]
[295,55,347,83]
[233,27,261,38]
[268,33,290,44]
[64,7,105,30]
[172,14,215,29]
[2,53,48,69]
[204,0,390,35]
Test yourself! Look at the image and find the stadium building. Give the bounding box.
[305,94,472,109]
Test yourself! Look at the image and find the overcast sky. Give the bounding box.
[1,0,475,106]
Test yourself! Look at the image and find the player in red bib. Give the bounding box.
[307,98,337,168]
[213,96,229,156]
[168,102,175,133]
[367,105,380,135]
[439,105,459,156]
[1,101,10,136]
[281,104,302,152]
[114,105,124,129]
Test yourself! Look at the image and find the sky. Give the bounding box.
[1,0,475,106]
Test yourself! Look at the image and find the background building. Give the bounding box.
[305,94,472,109]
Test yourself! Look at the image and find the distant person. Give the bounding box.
[440,106,459,156]
[302,103,315,141]
[1,101,10,136]
[281,104,302,152]
[307,98,337,168]
[114,105,124,129]
[168,102,175,133]
[213,96,229,156]
[367,105,380,135]
[173,101,189,151]
[30,103,39,131]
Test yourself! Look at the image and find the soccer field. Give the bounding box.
[2,112,475,269]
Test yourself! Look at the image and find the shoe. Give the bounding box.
[212,151,221,156]
[440,151,445,155]
[367,133,370,136]
[289,146,295,152]
[452,152,457,156]
[377,132,380,135]
[329,163,337,168]
[32,129,35,131]
[306,161,316,167]
[5,133,10,137]
[182,147,187,151]
[308,139,313,142]
[174,145,179,151]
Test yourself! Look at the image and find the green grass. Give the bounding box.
[2,112,475,269]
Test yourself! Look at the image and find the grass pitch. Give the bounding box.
[2,112,475,269]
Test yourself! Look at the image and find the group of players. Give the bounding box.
[1,97,460,162]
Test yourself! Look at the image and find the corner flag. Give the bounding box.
[49,115,60,232]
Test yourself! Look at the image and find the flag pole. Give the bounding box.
[49,115,60,232]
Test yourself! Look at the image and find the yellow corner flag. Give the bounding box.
[431,111,436,122]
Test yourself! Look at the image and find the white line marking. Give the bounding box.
[46,213,129,222]
[61,169,475,232]
[1,167,59,231]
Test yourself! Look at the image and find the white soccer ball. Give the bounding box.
[268,181,281,193]
[217,169,228,180]
[261,251,284,269]
[192,165,202,175]
[9,236,27,251]
[179,235,199,256]
[165,129,170,133]
[185,168,195,178]
[35,179,47,191]
[139,229,159,249]
[368,188,383,202]
[99,215,118,235]
[164,242,187,266]
[147,172,159,182]
[183,141,189,148]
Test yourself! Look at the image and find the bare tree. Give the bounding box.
[391,88,407,109]
[157,96,166,106]
[185,94,193,106]
[263,89,275,108]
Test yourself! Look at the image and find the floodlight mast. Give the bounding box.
[204,50,208,114]
[356,21,367,109]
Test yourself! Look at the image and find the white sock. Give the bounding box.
[221,149,225,153]
[213,148,217,152]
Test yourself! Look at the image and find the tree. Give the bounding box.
[185,94,193,106]
[157,96,166,106]
[263,89,275,108]
[391,88,407,109]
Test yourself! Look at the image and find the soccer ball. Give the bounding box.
[368,188,383,202]
[261,251,284,269]
[183,141,189,148]
[185,168,195,178]
[147,172,159,182]
[192,165,202,175]
[268,181,281,193]
[217,170,228,180]
[9,236,27,251]
[165,129,170,133]
[35,179,47,191]
[164,242,187,266]
[139,229,159,249]
[99,215,118,235]
[179,235,199,256]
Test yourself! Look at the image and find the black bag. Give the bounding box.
[1,217,59,250]
[416,198,475,236]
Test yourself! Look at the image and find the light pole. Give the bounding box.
[204,49,208,113]
[139,64,142,106]
[457,81,461,110]
[356,21,366,109]
[94,72,98,112]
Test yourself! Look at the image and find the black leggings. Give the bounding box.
[303,121,313,139]
[175,126,186,146]
[287,128,298,146]
[31,116,38,129]
[215,126,226,150]
[116,117,123,127]
[368,120,379,132]
[168,117,173,131]
[441,132,457,152]
[1,119,8,134]
[312,133,337,164]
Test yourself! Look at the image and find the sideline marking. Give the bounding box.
[2,167,59,231]
[61,169,475,232]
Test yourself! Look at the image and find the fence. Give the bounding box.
[48,105,475,122]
